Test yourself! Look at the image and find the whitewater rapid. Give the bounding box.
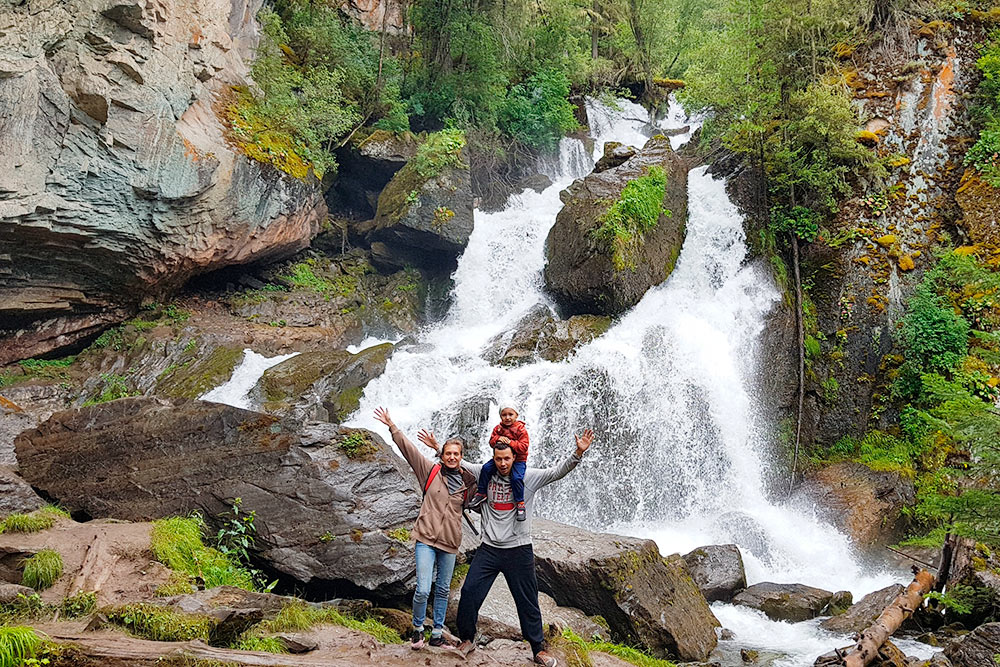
[344,98,924,664]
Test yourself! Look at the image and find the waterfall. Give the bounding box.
[200,349,299,410]
[348,98,921,662]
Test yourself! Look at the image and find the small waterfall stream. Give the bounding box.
[335,98,932,664]
[200,349,299,409]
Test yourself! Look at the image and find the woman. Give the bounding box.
[373,407,476,649]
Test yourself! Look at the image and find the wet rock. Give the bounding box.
[826,590,853,616]
[871,639,907,667]
[924,654,953,667]
[594,142,637,173]
[276,633,319,653]
[0,467,45,517]
[682,544,747,603]
[795,462,915,547]
[369,140,474,272]
[741,648,759,663]
[252,343,393,421]
[14,397,423,597]
[820,584,902,634]
[531,518,719,661]
[157,346,245,400]
[0,583,35,604]
[483,304,611,366]
[731,583,834,622]
[332,130,420,218]
[0,0,327,364]
[371,607,412,637]
[544,135,688,316]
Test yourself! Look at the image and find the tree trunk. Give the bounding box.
[591,0,599,59]
[814,568,936,667]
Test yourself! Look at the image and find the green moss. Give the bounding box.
[591,166,670,272]
[158,347,244,399]
[451,563,470,587]
[386,527,410,542]
[411,130,466,179]
[338,431,377,460]
[0,506,68,534]
[104,603,214,641]
[156,572,197,597]
[22,549,63,590]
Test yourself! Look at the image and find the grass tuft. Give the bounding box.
[61,591,97,618]
[21,550,63,590]
[150,515,256,591]
[0,626,40,667]
[233,635,287,653]
[560,629,677,667]
[0,506,69,534]
[104,603,214,641]
[259,601,401,644]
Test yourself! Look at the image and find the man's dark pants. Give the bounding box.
[456,543,544,654]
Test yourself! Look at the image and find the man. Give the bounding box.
[423,427,594,667]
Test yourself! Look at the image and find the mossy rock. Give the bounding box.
[157,346,244,399]
[258,351,355,411]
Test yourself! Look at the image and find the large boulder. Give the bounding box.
[682,544,746,603]
[731,582,834,622]
[0,0,327,364]
[944,622,1000,667]
[14,397,422,597]
[0,467,45,517]
[483,304,610,366]
[369,133,474,272]
[331,130,420,218]
[531,519,719,661]
[252,343,393,421]
[543,136,688,316]
[820,584,903,634]
[795,462,915,548]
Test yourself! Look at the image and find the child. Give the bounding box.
[470,406,530,521]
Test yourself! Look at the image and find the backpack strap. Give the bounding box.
[423,464,441,495]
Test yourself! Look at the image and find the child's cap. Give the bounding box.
[499,405,518,415]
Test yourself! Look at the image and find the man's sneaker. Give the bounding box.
[467,492,487,509]
[533,650,557,666]
[410,628,424,650]
[428,635,448,647]
[456,639,476,657]
[515,501,526,522]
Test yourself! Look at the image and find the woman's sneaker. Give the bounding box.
[410,628,425,649]
[428,634,448,647]
[533,650,557,666]
[468,492,487,509]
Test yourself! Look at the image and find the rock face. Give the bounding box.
[332,130,420,218]
[531,519,719,661]
[955,169,1000,246]
[795,462,915,547]
[369,143,474,271]
[944,621,1000,667]
[0,0,327,364]
[14,397,422,597]
[682,544,747,603]
[544,135,688,316]
[252,343,393,421]
[820,584,903,634]
[483,304,611,366]
[0,468,45,517]
[731,582,834,622]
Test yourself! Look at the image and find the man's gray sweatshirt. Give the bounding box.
[461,454,581,549]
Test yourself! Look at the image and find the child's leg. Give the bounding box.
[511,461,527,503]
[477,459,496,495]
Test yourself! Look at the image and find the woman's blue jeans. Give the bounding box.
[413,541,457,633]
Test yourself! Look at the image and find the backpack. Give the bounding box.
[424,464,473,506]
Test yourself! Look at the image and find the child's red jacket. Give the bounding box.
[489,421,529,462]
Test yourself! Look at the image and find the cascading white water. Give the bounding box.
[349,99,920,664]
[200,349,298,410]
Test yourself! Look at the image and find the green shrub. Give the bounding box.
[592,166,670,271]
[411,130,467,179]
[22,550,63,590]
[61,591,97,618]
[0,593,46,623]
[770,205,820,243]
[900,286,970,372]
[83,372,139,406]
[0,626,40,667]
[964,128,1000,185]
[0,506,69,534]
[105,603,214,641]
[499,68,578,150]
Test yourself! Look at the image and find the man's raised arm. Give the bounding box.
[527,429,594,489]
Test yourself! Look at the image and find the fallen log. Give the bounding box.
[814,567,936,667]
